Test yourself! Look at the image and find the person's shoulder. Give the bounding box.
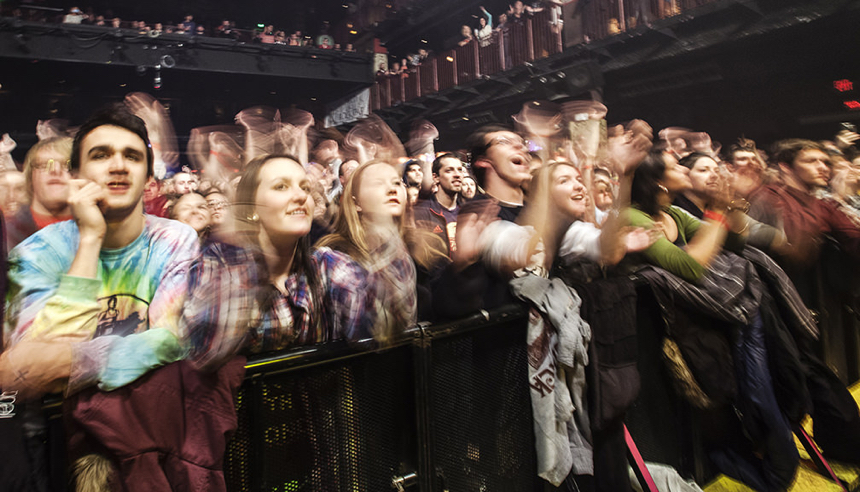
[313,246,356,266]
[9,220,78,265]
[668,205,700,223]
[145,215,198,242]
[313,246,366,281]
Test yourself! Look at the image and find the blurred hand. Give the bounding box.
[623,226,657,253]
[452,200,500,271]
[836,130,860,149]
[607,120,652,175]
[0,133,16,154]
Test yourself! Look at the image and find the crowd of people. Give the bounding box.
[2,4,355,50]
[1,93,860,491]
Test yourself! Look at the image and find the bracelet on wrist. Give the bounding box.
[703,210,729,230]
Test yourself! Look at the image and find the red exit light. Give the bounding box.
[834,79,854,92]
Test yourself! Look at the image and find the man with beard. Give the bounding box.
[414,153,465,256]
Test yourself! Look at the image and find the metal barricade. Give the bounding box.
[226,304,540,492]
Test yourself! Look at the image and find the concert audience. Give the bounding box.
[3,80,860,491]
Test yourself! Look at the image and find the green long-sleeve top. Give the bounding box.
[625,205,707,282]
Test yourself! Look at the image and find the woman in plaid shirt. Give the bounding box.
[182,155,419,370]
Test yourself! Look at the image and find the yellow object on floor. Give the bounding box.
[701,382,860,491]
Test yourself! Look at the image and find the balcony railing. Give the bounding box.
[371,0,724,111]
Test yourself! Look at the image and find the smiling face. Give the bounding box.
[78,125,149,221]
[172,192,210,233]
[687,155,721,200]
[31,148,71,213]
[435,157,464,194]
[355,163,406,221]
[254,158,315,241]
[551,164,588,220]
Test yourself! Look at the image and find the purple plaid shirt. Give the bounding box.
[183,241,416,370]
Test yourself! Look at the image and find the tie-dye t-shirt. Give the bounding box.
[5,215,199,392]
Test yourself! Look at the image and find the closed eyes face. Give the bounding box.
[254,158,315,240]
[355,163,406,220]
[173,193,211,233]
[660,159,692,194]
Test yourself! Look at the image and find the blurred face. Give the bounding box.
[142,179,159,201]
[461,25,471,37]
[593,176,613,211]
[435,157,464,194]
[1,172,27,216]
[461,176,477,199]
[405,163,423,186]
[173,172,193,195]
[479,17,487,27]
[481,131,532,189]
[339,160,359,187]
[660,157,692,194]
[731,150,758,170]
[551,164,587,220]
[254,158,314,240]
[31,148,71,212]
[206,192,230,226]
[78,125,149,220]
[173,193,210,233]
[355,163,406,220]
[687,156,721,199]
[787,148,829,190]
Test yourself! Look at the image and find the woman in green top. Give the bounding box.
[627,151,744,282]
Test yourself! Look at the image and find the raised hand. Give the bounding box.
[607,119,653,176]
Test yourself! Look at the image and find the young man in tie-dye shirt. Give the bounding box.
[1,104,199,400]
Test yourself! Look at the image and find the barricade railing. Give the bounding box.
[41,286,721,491]
[372,0,726,110]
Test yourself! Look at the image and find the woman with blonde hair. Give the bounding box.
[317,159,447,328]
[183,155,418,371]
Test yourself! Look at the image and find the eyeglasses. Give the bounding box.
[31,159,71,172]
[207,200,230,210]
[488,136,526,149]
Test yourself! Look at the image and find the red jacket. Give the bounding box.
[64,357,246,492]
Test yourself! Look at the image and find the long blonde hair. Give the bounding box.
[316,159,447,270]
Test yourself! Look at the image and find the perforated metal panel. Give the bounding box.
[226,347,417,492]
[428,318,542,492]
